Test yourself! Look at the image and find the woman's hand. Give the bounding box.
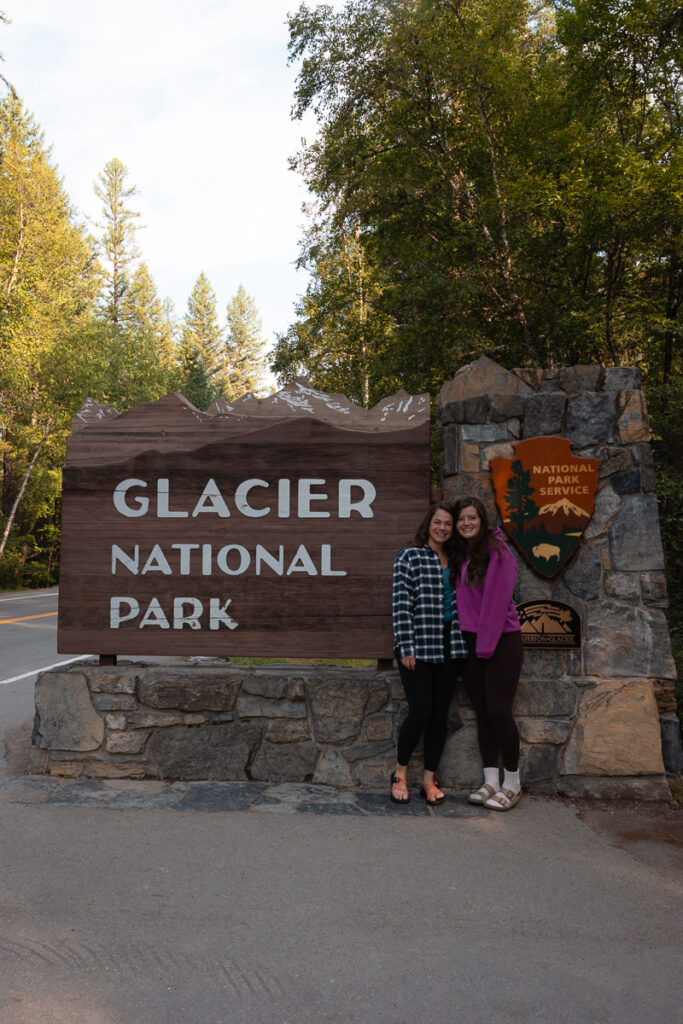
[401,655,416,671]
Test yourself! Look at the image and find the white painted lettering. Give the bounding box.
[216,544,251,575]
[157,478,188,518]
[338,479,376,519]
[320,544,347,576]
[142,544,172,575]
[113,479,149,517]
[287,544,318,575]
[110,597,139,627]
[191,478,230,518]
[235,479,270,518]
[297,479,329,518]
[255,545,285,576]
[209,598,238,630]
[171,543,200,575]
[112,545,139,574]
[277,478,291,518]
[173,597,203,629]
[140,598,171,629]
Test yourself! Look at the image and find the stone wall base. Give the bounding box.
[28,661,672,799]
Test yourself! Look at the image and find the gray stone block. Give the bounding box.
[307,678,368,743]
[584,483,621,540]
[249,741,319,782]
[563,542,602,601]
[586,445,631,478]
[145,723,260,780]
[609,494,665,571]
[565,393,616,447]
[610,469,642,494]
[341,740,395,763]
[437,725,484,788]
[640,572,669,607]
[603,572,641,603]
[522,393,566,437]
[520,743,561,783]
[518,718,572,744]
[557,366,603,393]
[33,672,105,752]
[439,395,489,425]
[659,714,683,774]
[313,749,354,786]
[631,442,657,492]
[488,394,525,421]
[603,366,642,391]
[441,423,459,475]
[520,649,583,679]
[236,695,307,719]
[514,677,579,717]
[461,424,511,443]
[266,720,311,743]
[139,672,240,712]
[87,668,140,694]
[584,604,676,678]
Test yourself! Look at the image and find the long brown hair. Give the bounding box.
[413,502,456,557]
[450,496,504,585]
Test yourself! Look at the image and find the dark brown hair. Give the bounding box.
[450,495,504,585]
[413,502,456,555]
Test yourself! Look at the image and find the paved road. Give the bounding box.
[1,590,681,1024]
[0,589,87,783]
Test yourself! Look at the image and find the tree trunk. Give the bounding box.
[0,418,53,564]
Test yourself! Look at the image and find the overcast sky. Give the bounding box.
[3,0,345,379]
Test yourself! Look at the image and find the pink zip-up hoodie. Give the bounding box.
[455,530,521,659]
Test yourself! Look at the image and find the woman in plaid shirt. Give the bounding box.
[391,503,467,805]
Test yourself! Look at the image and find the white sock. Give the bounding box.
[503,769,521,795]
[483,767,500,791]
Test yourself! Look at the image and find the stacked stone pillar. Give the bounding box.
[437,356,679,798]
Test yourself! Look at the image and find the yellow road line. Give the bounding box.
[0,611,58,624]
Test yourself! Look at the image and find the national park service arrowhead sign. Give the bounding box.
[490,436,598,578]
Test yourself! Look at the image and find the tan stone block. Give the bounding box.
[437,356,534,406]
[481,441,515,471]
[106,731,151,754]
[561,680,665,776]
[617,391,651,443]
[460,442,481,472]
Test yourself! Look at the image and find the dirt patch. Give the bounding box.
[575,795,683,876]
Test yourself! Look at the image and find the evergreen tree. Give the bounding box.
[221,285,268,399]
[180,272,223,381]
[94,157,140,326]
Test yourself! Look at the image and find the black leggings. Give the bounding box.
[462,631,522,771]
[396,639,457,772]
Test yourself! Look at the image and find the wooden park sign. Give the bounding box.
[57,382,430,658]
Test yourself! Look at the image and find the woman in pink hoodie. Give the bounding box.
[451,496,524,811]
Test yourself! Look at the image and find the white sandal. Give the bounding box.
[468,783,497,805]
[484,787,523,811]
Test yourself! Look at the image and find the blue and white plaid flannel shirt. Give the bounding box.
[392,545,467,663]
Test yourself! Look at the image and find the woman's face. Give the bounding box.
[456,504,481,541]
[428,509,454,548]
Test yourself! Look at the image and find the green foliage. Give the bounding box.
[179,272,224,384]
[94,157,141,326]
[221,285,268,399]
[277,0,682,387]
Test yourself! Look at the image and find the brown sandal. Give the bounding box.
[390,773,410,804]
